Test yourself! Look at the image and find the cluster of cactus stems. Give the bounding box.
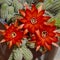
[0,0,60,60]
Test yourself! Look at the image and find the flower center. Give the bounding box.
[31,18,37,24]
[42,31,47,38]
[11,32,17,38]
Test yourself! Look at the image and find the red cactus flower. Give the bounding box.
[19,4,50,34]
[0,20,24,48]
[31,21,59,51]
